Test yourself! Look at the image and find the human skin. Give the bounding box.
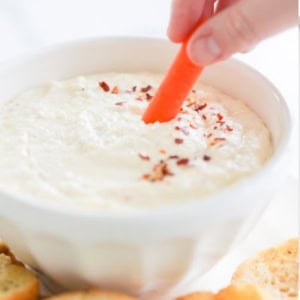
[168,0,298,65]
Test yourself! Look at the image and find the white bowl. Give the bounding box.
[0,37,290,299]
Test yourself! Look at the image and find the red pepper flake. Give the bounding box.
[195,103,207,112]
[217,113,224,121]
[159,149,166,154]
[169,155,179,159]
[142,174,151,180]
[213,126,218,130]
[192,89,196,93]
[136,92,153,101]
[214,137,226,142]
[202,114,207,120]
[111,86,119,94]
[210,137,226,146]
[174,126,180,131]
[141,85,152,93]
[156,163,173,179]
[126,86,137,94]
[207,133,213,138]
[203,155,211,161]
[146,162,174,182]
[114,102,124,106]
[138,154,150,161]
[145,93,153,101]
[217,121,225,126]
[141,159,175,182]
[176,158,189,166]
[98,81,110,92]
[174,138,184,144]
[226,125,233,131]
[199,103,208,110]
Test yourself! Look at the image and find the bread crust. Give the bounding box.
[216,284,267,300]
[0,279,39,300]
[0,240,11,258]
[176,285,266,300]
[0,254,39,300]
[0,240,23,266]
[233,239,298,300]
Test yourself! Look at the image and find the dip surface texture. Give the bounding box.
[0,73,272,212]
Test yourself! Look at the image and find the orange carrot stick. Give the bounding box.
[143,19,206,124]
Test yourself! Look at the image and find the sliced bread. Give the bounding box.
[216,284,269,300]
[0,240,21,266]
[0,240,10,257]
[232,238,299,300]
[177,284,267,300]
[0,253,39,300]
[46,290,136,300]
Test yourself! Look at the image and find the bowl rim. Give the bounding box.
[0,36,291,224]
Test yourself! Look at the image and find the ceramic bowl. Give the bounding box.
[0,37,290,299]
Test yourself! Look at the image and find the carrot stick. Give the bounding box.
[143,19,206,124]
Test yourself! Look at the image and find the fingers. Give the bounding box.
[167,0,206,42]
[215,0,239,12]
[188,0,298,65]
[202,0,217,18]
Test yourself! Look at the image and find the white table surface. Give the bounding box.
[0,0,298,295]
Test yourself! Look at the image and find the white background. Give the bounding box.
[0,0,298,294]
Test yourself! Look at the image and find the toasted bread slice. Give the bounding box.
[46,290,136,300]
[216,284,269,300]
[232,238,299,300]
[0,254,39,300]
[0,239,10,256]
[177,284,267,300]
[0,240,22,266]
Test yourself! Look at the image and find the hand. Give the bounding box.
[168,0,298,65]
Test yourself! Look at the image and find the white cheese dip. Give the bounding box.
[0,73,272,212]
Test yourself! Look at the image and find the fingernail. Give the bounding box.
[189,36,222,65]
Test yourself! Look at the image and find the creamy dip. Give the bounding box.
[0,73,272,212]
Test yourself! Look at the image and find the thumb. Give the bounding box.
[187,0,298,65]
